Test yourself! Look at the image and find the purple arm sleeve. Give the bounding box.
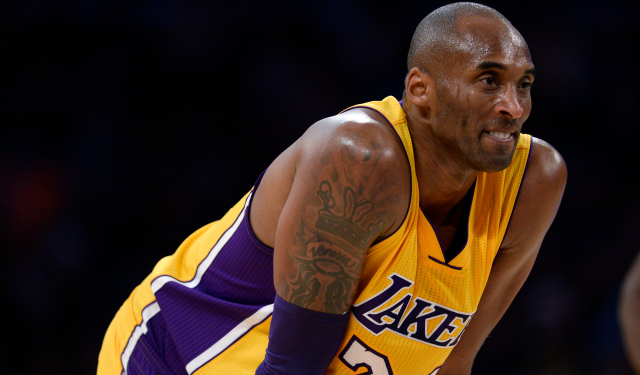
[255,294,350,375]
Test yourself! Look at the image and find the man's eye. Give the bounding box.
[481,77,497,86]
[519,81,534,90]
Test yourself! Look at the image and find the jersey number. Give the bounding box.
[338,335,393,375]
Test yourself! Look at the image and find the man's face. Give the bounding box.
[430,16,535,172]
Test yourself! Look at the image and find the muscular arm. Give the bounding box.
[439,138,567,374]
[273,113,409,314]
[255,110,410,374]
[619,251,640,374]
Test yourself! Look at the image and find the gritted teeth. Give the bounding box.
[489,131,511,140]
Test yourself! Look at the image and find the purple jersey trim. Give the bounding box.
[124,182,277,374]
[153,192,276,368]
[428,255,464,271]
[127,323,178,375]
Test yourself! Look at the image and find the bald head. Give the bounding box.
[407,2,514,76]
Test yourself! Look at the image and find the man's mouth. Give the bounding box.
[487,131,513,140]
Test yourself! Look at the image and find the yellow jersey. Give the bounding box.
[98,96,530,375]
[325,96,530,374]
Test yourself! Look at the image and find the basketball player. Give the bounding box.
[620,251,640,374]
[98,3,567,374]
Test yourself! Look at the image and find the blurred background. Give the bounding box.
[1,0,638,373]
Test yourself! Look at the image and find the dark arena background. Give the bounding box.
[1,0,639,373]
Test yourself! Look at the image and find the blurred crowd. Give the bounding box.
[1,0,639,373]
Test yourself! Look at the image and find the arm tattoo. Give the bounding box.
[288,222,360,313]
[285,180,386,313]
[316,181,385,249]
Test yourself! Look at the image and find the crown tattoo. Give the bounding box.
[315,181,383,248]
[296,221,319,245]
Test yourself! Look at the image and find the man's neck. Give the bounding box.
[405,111,478,226]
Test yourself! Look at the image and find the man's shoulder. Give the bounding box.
[296,106,410,171]
[289,106,412,239]
[526,136,567,185]
[499,136,567,252]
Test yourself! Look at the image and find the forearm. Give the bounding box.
[619,252,640,374]
[437,298,518,373]
[437,283,516,375]
[439,139,566,375]
[620,293,640,374]
[438,248,539,374]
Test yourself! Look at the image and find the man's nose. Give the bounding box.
[494,85,524,119]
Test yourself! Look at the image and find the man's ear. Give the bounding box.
[405,67,435,108]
